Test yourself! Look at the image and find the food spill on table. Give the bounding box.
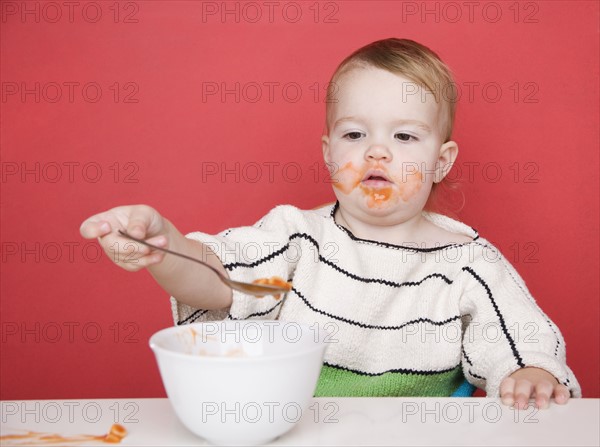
[252,276,292,300]
[197,347,246,357]
[0,423,127,445]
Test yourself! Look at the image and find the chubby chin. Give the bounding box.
[333,187,429,224]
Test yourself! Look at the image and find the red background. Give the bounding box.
[1,1,598,399]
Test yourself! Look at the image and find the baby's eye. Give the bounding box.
[395,133,418,142]
[342,131,364,140]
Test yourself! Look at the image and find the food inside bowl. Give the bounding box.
[175,326,259,357]
[197,347,246,357]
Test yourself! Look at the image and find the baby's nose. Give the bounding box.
[365,144,392,160]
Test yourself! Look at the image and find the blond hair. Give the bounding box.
[324,38,462,214]
[325,38,457,143]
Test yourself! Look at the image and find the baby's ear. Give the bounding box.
[435,141,458,183]
[321,135,331,164]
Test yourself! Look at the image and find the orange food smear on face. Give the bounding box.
[252,276,292,300]
[0,424,127,445]
[331,161,423,208]
[399,170,423,201]
[332,162,363,194]
[358,184,394,208]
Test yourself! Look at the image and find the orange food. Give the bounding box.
[104,424,127,443]
[189,327,199,345]
[331,161,423,208]
[332,162,363,194]
[252,276,292,300]
[0,424,127,445]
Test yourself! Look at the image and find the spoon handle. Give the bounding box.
[116,230,290,296]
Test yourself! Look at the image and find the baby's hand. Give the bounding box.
[500,366,570,409]
[79,204,168,271]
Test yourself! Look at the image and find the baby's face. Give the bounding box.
[322,66,455,224]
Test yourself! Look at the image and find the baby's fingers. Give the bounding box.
[501,377,535,410]
[500,377,516,406]
[500,377,533,409]
[126,205,162,239]
[80,219,112,239]
[553,384,571,405]
[112,234,168,270]
[144,234,168,248]
[500,368,570,410]
[121,251,165,270]
[533,380,554,409]
[110,240,153,270]
[513,379,534,410]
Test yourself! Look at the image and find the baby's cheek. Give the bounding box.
[398,171,423,201]
[332,161,362,194]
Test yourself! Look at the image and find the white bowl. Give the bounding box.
[149,320,329,445]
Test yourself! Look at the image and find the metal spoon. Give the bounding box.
[117,230,291,297]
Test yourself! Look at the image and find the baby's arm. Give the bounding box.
[170,204,306,325]
[79,204,232,310]
[458,243,581,407]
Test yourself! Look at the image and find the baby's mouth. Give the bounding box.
[361,169,394,188]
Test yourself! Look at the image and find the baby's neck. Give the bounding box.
[335,207,426,247]
[335,206,472,248]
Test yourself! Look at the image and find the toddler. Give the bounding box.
[80,38,581,408]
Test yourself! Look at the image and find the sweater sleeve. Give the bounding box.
[170,205,301,325]
[458,242,582,398]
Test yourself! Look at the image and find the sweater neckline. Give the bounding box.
[328,201,480,252]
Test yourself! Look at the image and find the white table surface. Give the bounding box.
[1,398,598,446]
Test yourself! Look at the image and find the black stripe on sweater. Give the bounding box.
[223,233,323,270]
[468,370,486,381]
[330,201,480,250]
[462,266,524,368]
[223,235,296,270]
[227,286,463,331]
[224,232,455,289]
[177,309,208,325]
[335,222,480,252]
[461,341,487,381]
[487,246,562,359]
[321,256,453,287]
[462,347,473,366]
[228,300,284,321]
[293,287,462,330]
[323,360,461,377]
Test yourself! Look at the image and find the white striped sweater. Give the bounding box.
[170,202,581,397]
